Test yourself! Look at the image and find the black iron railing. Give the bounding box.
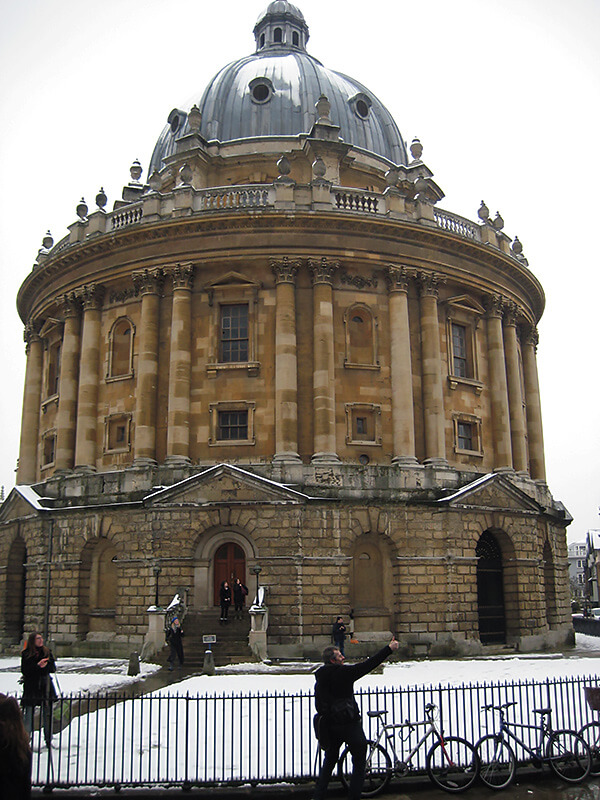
[28,674,600,790]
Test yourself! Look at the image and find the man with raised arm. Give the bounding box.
[313,636,399,800]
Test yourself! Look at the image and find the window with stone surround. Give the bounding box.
[453,413,483,456]
[206,272,260,377]
[45,341,61,398]
[445,295,484,393]
[42,431,56,467]
[345,403,382,446]
[209,401,256,446]
[105,413,131,453]
[107,317,134,380]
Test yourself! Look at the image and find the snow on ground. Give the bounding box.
[1,632,598,698]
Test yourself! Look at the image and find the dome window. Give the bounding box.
[167,108,186,134]
[260,33,266,48]
[349,93,372,120]
[274,27,283,43]
[292,31,299,47]
[249,77,274,105]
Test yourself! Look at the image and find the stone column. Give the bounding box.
[485,295,513,471]
[309,257,340,463]
[386,266,417,465]
[165,263,194,464]
[17,324,43,484]
[74,284,105,472]
[417,272,447,465]
[503,303,528,474]
[522,325,546,481]
[271,257,301,463]
[54,294,82,473]
[133,269,163,466]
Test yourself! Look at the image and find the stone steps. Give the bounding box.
[182,611,252,667]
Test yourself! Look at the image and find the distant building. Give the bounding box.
[0,2,573,659]
[585,531,600,609]
[568,542,587,602]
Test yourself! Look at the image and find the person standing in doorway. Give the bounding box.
[233,577,249,619]
[219,580,232,623]
[166,617,184,671]
[313,637,399,800]
[20,632,57,749]
[332,616,347,655]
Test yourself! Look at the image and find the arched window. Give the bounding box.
[344,305,378,367]
[79,539,118,637]
[292,31,299,46]
[274,27,283,43]
[108,317,134,378]
[476,531,506,644]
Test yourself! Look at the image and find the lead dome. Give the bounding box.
[149,1,407,173]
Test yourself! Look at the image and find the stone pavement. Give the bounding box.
[31,774,600,799]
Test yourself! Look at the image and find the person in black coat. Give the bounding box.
[332,616,347,655]
[219,580,232,623]
[233,578,249,619]
[0,693,32,799]
[166,617,184,671]
[20,632,57,748]
[313,637,399,800]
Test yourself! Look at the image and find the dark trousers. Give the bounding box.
[167,640,184,667]
[220,603,230,620]
[333,637,345,656]
[314,720,367,800]
[23,701,53,747]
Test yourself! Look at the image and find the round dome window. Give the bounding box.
[249,77,274,105]
[349,93,372,120]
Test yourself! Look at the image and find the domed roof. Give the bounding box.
[148,2,408,174]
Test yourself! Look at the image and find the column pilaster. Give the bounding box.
[522,325,546,481]
[271,257,301,464]
[165,263,194,465]
[74,284,105,472]
[503,303,528,474]
[309,257,340,464]
[417,272,447,465]
[17,323,43,484]
[386,265,417,465]
[54,294,82,473]
[485,294,513,471]
[132,268,164,466]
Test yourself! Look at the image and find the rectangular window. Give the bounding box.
[452,323,468,378]
[218,410,248,441]
[106,415,131,452]
[355,417,367,436]
[43,434,56,466]
[220,304,249,363]
[457,421,474,451]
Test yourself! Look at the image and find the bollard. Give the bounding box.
[202,649,215,676]
[127,651,141,676]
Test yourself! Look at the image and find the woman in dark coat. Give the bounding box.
[20,632,57,748]
[166,617,184,671]
[233,577,249,619]
[219,580,232,623]
[0,693,32,799]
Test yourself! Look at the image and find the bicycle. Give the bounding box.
[579,686,600,776]
[337,703,479,796]
[476,702,591,789]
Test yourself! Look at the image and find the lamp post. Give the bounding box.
[153,564,162,607]
[252,565,262,605]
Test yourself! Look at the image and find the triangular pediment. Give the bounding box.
[0,486,47,523]
[144,464,309,506]
[204,271,260,290]
[445,294,485,316]
[438,473,543,514]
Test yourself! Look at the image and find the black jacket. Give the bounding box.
[332,621,346,642]
[314,645,391,720]
[21,648,56,707]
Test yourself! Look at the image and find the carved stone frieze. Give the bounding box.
[339,270,378,290]
[109,287,138,305]
[270,256,301,284]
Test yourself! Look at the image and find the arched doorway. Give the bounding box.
[476,531,506,644]
[79,538,118,637]
[6,536,27,644]
[351,537,392,632]
[213,542,246,606]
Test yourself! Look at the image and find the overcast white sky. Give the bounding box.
[0,0,598,542]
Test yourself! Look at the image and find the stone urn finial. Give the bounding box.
[179,163,193,185]
[493,211,504,231]
[42,230,54,250]
[410,137,423,161]
[385,167,398,188]
[478,200,489,222]
[188,104,202,133]
[511,236,523,256]
[96,187,108,209]
[315,94,331,122]
[277,155,291,177]
[312,157,327,180]
[130,159,143,183]
[76,197,88,220]
[148,171,162,192]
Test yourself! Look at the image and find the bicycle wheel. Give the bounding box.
[475,734,516,790]
[579,721,600,776]
[338,740,391,798]
[546,729,591,783]
[426,736,479,793]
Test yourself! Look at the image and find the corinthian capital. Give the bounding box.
[385,264,413,293]
[523,323,539,349]
[271,256,301,284]
[132,268,164,296]
[417,271,444,298]
[308,257,339,286]
[502,301,520,328]
[166,262,195,291]
[76,283,105,312]
[57,292,81,319]
[484,293,505,319]
[23,320,41,352]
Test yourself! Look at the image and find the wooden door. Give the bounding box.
[214,543,246,605]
